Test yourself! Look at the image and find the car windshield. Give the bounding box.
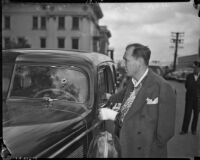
[10,64,89,103]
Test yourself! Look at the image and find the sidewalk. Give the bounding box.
[167,81,200,158]
[168,131,199,158]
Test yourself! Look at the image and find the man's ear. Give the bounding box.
[137,57,145,66]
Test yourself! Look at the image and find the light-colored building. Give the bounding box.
[99,26,111,55]
[2,2,111,55]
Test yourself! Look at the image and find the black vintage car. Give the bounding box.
[2,49,117,158]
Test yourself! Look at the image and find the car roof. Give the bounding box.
[3,49,113,66]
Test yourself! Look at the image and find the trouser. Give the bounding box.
[181,99,199,133]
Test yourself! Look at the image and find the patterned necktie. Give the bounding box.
[118,83,142,124]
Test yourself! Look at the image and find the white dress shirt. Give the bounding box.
[194,73,199,81]
[132,68,149,87]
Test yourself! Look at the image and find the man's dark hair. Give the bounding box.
[126,43,151,66]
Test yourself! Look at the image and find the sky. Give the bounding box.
[99,1,200,65]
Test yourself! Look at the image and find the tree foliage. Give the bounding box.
[4,38,31,49]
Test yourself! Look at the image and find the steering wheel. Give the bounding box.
[33,88,78,102]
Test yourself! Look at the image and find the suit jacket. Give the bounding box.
[185,73,200,109]
[109,69,176,158]
[185,73,200,99]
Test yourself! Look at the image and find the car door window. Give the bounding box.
[10,64,89,103]
[106,67,115,94]
[98,66,114,105]
[98,69,106,105]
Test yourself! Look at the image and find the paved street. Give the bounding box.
[167,80,200,158]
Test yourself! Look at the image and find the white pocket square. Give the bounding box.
[146,97,158,104]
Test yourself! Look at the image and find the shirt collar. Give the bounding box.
[132,68,149,88]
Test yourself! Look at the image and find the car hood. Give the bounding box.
[3,100,89,157]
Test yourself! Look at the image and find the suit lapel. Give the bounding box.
[124,70,154,122]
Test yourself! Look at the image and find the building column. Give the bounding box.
[47,16,57,49]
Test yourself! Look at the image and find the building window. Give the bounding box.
[4,37,10,49]
[40,37,46,48]
[33,16,38,29]
[18,37,24,44]
[93,38,100,52]
[58,16,65,30]
[72,17,79,30]
[41,16,46,30]
[58,38,65,48]
[4,16,10,29]
[72,38,79,49]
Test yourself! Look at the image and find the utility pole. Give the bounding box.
[193,0,200,17]
[170,32,184,71]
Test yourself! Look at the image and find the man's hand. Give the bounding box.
[98,108,118,121]
[105,93,112,99]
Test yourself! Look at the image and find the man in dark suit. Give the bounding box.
[180,60,200,135]
[98,43,176,158]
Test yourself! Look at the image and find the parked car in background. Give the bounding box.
[149,65,164,77]
[164,68,193,82]
[2,49,117,158]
